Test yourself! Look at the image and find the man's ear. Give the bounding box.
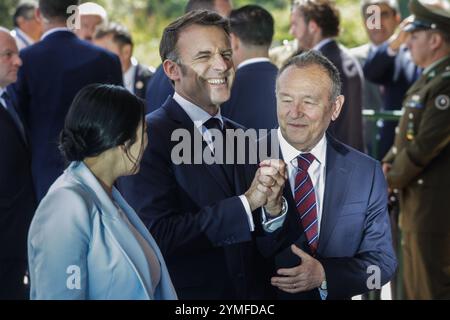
[163,59,181,82]
[121,44,132,61]
[35,8,42,23]
[230,33,239,52]
[308,19,318,33]
[331,95,345,121]
[429,32,444,51]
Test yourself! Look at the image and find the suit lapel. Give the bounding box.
[318,136,353,253]
[0,103,28,149]
[165,98,234,197]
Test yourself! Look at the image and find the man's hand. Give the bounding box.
[382,162,392,177]
[271,245,326,294]
[245,159,287,212]
[259,159,287,217]
[388,16,414,52]
[245,168,271,211]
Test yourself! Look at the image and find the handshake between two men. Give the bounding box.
[243,159,327,295]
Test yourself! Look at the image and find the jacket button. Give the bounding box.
[392,147,398,155]
[395,126,400,134]
[409,113,414,120]
[417,179,424,185]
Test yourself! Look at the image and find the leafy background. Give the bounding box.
[1,0,412,67]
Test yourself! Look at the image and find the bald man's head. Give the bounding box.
[0,27,22,87]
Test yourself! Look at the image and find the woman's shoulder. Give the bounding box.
[35,172,99,223]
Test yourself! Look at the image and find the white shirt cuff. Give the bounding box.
[239,195,255,232]
[319,288,328,300]
[261,203,287,233]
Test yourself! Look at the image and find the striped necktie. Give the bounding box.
[294,153,319,254]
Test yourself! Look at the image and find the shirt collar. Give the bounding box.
[237,57,271,70]
[123,63,137,92]
[423,54,450,75]
[41,27,71,41]
[13,28,34,46]
[173,92,223,130]
[313,38,334,51]
[277,128,327,168]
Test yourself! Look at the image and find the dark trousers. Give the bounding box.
[0,260,29,300]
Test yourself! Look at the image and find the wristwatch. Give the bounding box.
[265,196,288,219]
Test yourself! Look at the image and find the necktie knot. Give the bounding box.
[203,117,223,131]
[297,153,315,171]
[1,91,11,103]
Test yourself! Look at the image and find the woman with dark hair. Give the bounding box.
[27,84,177,300]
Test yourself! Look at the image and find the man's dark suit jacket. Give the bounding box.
[0,99,37,298]
[133,63,154,100]
[145,64,174,114]
[256,133,397,300]
[221,61,278,130]
[318,40,365,152]
[11,30,123,201]
[119,96,272,299]
[363,43,419,158]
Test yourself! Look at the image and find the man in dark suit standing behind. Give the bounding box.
[221,5,278,131]
[11,0,123,201]
[93,22,154,100]
[290,0,365,152]
[120,10,288,299]
[0,27,36,299]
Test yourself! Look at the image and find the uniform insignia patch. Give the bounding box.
[435,95,449,110]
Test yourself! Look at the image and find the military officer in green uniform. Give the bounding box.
[382,0,450,300]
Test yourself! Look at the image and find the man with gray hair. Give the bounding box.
[257,50,396,299]
[0,27,36,299]
[11,2,43,51]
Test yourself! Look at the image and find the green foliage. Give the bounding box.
[0,0,373,67]
[0,0,17,29]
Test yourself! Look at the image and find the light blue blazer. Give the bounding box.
[28,161,177,300]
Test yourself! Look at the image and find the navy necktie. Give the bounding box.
[1,91,27,143]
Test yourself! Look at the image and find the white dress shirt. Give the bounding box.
[277,128,327,234]
[124,62,137,94]
[313,38,334,51]
[41,27,71,41]
[11,28,35,51]
[173,92,255,231]
[278,129,328,299]
[236,57,271,70]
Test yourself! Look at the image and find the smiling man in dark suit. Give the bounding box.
[120,10,288,300]
[257,51,397,300]
[0,27,36,299]
[11,0,123,201]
